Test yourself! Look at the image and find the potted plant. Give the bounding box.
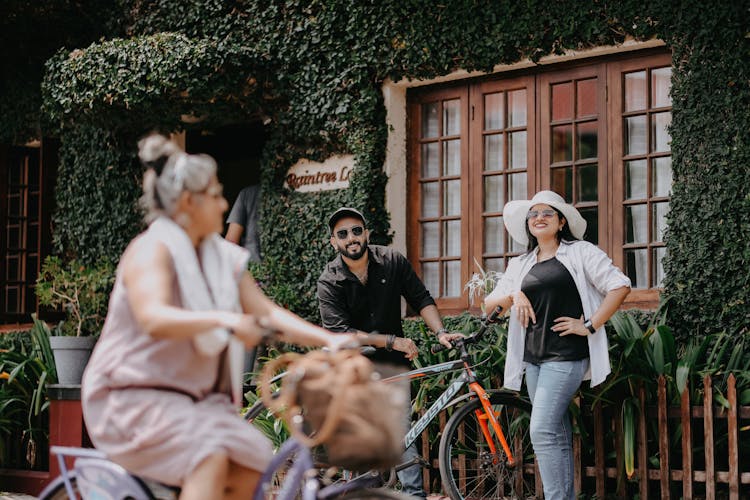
[35,256,114,385]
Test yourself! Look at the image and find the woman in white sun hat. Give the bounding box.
[484,190,630,500]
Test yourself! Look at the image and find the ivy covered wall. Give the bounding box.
[4,1,748,334]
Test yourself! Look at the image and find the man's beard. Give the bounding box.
[337,239,368,260]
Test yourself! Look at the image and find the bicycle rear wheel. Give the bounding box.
[439,392,532,500]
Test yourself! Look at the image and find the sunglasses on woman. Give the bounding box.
[526,209,557,220]
[335,226,365,240]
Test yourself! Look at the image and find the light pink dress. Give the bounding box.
[81,236,272,486]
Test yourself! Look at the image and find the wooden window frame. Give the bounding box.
[407,49,671,312]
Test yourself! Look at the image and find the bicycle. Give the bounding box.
[246,308,533,500]
[38,362,415,500]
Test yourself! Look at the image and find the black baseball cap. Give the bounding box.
[328,207,366,231]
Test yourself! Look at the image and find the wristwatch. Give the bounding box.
[583,319,596,335]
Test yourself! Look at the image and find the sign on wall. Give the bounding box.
[283,154,353,192]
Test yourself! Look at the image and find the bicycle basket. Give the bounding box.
[261,350,408,470]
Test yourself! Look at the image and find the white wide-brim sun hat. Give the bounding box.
[503,190,587,247]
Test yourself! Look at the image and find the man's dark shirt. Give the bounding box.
[317,245,436,367]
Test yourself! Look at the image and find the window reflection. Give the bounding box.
[421,103,439,138]
[443,261,462,297]
[484,93,504,130]
[443,99,461,136]
[484,135,503,171]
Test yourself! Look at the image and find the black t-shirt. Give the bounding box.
[521,257,589,363]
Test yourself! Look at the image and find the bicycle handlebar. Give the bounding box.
[429,306,503,354]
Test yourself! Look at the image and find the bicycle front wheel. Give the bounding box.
[38,476,81,500]
[438,392,532,500]
[335,488,419,499]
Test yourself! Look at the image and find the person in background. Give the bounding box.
[82,135,351,500]
[317,207,463,498]
[483,190,630,500]
[225,184,262,263]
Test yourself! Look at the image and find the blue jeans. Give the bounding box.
[525,359,588,500]
[397,441,426,497]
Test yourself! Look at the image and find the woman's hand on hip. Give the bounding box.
[513,291,536,328]
[553,315,589,336]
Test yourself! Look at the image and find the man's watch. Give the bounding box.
[436,328,448,337]
[583,319,596,335]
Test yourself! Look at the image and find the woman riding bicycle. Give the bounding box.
[81,135,352,500]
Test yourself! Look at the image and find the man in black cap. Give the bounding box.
[317,206,462,498]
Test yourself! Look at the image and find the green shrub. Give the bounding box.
[36,256,115,337]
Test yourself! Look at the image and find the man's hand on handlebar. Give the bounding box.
[437,331,465,349]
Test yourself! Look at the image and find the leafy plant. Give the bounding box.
[36,256,115,336]
[0,316,57,469]
[464,258,502,312]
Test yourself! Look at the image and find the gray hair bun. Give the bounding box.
[138,134,217,221]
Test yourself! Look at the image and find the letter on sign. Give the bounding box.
[283,155,354,192]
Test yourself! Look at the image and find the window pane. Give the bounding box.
[7,225,21,249]
[484,258,505,274]
[8,194,21,217]
[28,193,39,219]
[8,164,21,185]
[443,260,462,297]
[576,164,598,202]
[6,288,19,313]
[443,139,461,176]
[652,202,669,243]
[551,167,573,201]
[27,224,38,252]
[421,103,439,138]
[653,247,666,287]
[624,115,647,155]
[576,78,597,117]
[625,205,648,244]
[625,159,648,200]
[651,67,672,108]
[484,134,503,171]
[6,255,20,280]
[422,262,439,298]
[551,82,573,120]
[484,175,503,212]
[508,89,527,127]
[443,179,461,216]
[625,71,647,111]
[484,216,504,253]
[508,131,526,168]
[443,220,461,256]
[421,182,439,218]
[625,248,649,288]
[651,112,672,153]
[421,143,439,178]
[552,125,573,162]
[579,206,598,244]
[576,121,598,160]
[28,164,39,187]
[443,99,461,136]
[508,172,527,202]
[421,222,439,258]
[508,131,527,169]
[653,157,673,197]
[510,237,526,253]
[484,93,504,130]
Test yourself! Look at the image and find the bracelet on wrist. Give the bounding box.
[436,328,448,337]
[385,334,395,351]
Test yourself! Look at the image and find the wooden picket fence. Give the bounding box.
[421,374,749,499]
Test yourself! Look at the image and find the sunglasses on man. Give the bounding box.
[335,226,365,240]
